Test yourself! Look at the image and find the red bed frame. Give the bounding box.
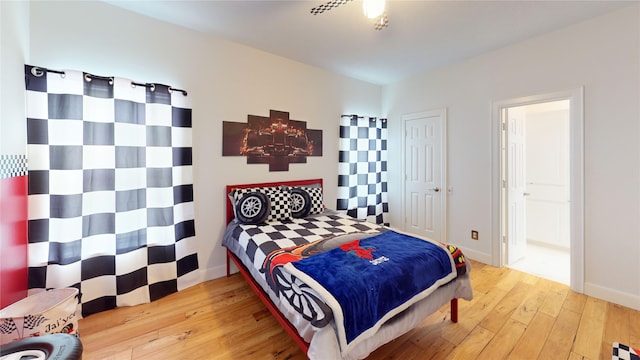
[224,178,458,355]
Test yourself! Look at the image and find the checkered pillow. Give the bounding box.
[232,186,291,222]
[290,186,323,215]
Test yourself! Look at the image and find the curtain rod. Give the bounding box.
[341,114,387,122]
[29,66,188,96]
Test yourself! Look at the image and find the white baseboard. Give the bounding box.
[459,248,492,265]
[584,282,640,311]
[176,268,206,290]
[202,264,230,282]
[176,264,238,293]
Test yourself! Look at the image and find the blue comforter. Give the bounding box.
[284,230,457,354]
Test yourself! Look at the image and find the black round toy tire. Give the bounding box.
[290,188,311,218]
[235,192,269,224]
[0,333,83,360]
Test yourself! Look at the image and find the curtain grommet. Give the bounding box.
[31,67,45,77]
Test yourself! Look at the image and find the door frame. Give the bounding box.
[491,88,584,293]
[401,108,448,242]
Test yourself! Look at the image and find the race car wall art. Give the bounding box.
[223,109,323,171]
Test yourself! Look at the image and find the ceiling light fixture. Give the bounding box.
[311,0,389,30]
[363,0,385,19]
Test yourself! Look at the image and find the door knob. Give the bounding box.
[430,187,440,192]
[523,192,530,196]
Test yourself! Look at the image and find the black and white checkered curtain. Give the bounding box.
[25,65,199,317]
[337,115,389,225]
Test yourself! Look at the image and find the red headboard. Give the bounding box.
[226,178,323,224]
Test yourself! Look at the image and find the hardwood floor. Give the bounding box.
[78,259,640,359]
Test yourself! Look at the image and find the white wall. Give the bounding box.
[14,1,381,281]
[383,5,640,309]
[0,1,29,155]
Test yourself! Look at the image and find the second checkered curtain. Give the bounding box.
[337,115,389,225]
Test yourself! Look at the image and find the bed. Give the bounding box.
[222,179,473,359]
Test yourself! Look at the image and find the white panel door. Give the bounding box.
[403,111,444,241]
[506,107,527,264]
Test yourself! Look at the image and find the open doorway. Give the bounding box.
[492,88,584,293]
[504,100,570,285]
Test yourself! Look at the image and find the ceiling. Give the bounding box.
[105,0,634,85]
